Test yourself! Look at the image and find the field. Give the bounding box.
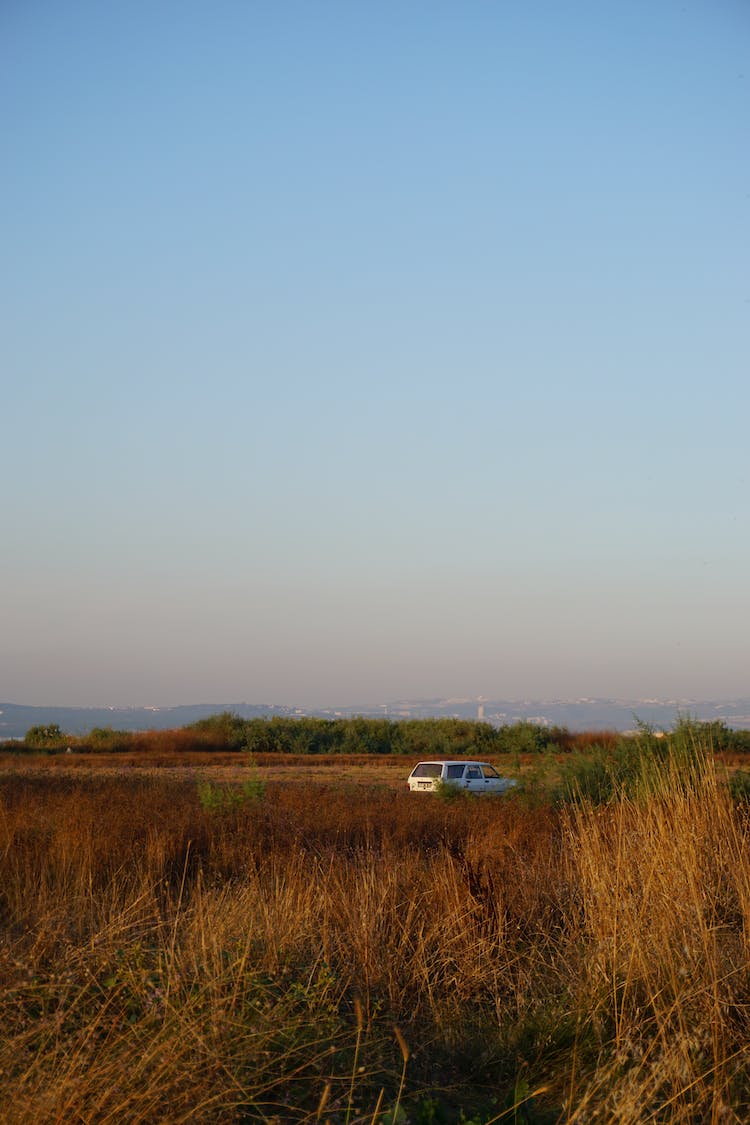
[2,734,750,1123]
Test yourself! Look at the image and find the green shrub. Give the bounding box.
[555,740,643,805]
[494,721,550,755]
[86,727,133,752]
[197,775,266,814]
[179,715,563,759]
[729,729,750,753]
[187,710,249,749]
[728,770,750,802]
[23,723,67,750]
[556,719,717,805]
[433,779,469,803]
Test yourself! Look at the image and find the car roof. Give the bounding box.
[414,760,490,767]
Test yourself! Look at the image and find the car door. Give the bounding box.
[464,765,484,792]
[445,764,467,788]
[479,764,502,792]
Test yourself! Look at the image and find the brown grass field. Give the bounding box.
[1,744,750,1122]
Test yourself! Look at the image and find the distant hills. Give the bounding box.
[2,697,750,740]
[327,696,750,732]
[0,702,296,741]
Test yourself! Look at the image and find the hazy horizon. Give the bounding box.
[4,2,748,709]
[4,686,750,714]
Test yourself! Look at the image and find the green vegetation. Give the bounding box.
[727,769,750,802]
[4,711,750,763]
[237,715,499,758]
[197,764,267,813]
[22,723,67,750]
[433,777,471,803]
[5,711,750,764]
[86,726,134,752]
[188,709,250,749]
[553,715,737,805]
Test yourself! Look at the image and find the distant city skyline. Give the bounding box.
[3,2,748,708]
[3,694,750,740]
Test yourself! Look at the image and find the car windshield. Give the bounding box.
[411,763,443,778]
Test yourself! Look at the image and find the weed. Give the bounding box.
[197,774,266,814]
[434,779,470,803]
[728,769,750,802]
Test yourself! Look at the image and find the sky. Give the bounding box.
[2,0,749,708]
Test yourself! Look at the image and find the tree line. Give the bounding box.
[8,712,750,756]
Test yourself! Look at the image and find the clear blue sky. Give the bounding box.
[3,1,748,707]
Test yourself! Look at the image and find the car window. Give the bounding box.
[481,765,501,779]
[411,763,442,778]
[466,767,481,780]
[446,765,465,779]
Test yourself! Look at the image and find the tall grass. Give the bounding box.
[563,754,750,1121]
[1,742,749,1121]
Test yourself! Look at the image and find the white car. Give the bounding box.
[407,760,517,794]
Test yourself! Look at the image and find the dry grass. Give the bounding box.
[563,759,750,1123]
[1,748,749,1122]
